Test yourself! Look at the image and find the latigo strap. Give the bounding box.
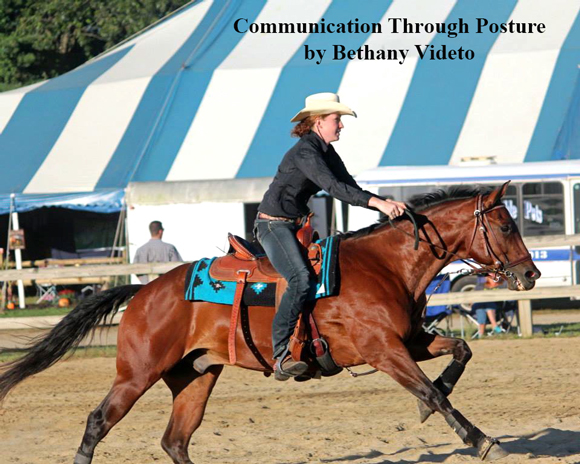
[228,270,249,365]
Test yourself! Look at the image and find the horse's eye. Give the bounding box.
[500,224,511,234]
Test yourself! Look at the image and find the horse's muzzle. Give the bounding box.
[509,262,541,291]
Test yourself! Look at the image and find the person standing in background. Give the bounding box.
[133,221,182,284]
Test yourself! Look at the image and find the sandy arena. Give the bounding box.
[1,337,579,464]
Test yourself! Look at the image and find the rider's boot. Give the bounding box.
[273,347,308,381]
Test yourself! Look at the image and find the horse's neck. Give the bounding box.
[351,203,469,301]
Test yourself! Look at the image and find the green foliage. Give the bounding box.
[0,0,192,88]
[538,322,580,337]
[0,306,71,317]
[0,345,117,362]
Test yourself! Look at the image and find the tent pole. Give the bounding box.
[110,204,125,259]
[0,203,14,312]
[111,202,126,287]
[10,196,25,309]
[124,198,130,264]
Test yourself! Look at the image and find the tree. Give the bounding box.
[0,0,192,89]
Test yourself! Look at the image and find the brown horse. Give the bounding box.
[0,182,540,464]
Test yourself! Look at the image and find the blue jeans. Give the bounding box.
[254,218,311,359]
[475,308,491,325]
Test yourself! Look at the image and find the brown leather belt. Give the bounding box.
[257,212,302,225]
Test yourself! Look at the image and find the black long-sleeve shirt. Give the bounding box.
[258,131,375,219]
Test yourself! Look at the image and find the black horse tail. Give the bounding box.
[0,284,142,403]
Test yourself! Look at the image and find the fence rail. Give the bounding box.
[428,285,580,305]
[523,233,580,248]
[0,262,183,282]
[1,233,577,282]
[1,233,579,336]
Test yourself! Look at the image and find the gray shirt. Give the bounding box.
[133,239,183,284]
[133,239,183,264]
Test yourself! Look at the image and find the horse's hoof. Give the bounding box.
[417,399,434,423]
[479,437,509,461]
[74,451,93,464]
[484,443,509,461]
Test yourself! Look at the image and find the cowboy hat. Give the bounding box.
[291,92,356,123]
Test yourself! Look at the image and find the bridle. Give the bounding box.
[389,194,532,281]
[463,194,532,280]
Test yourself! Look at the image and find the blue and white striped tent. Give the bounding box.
[1,0,579,214]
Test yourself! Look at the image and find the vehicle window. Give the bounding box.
[521,182,565,236]
[502,184,519,222]
[378,185,439,204]
[505,184,517,197]
[377,186,397,201]
[476,183,519,223]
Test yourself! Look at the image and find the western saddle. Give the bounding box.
[210,216,324,368]
[211,216,322,282]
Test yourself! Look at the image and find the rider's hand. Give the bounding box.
[368,197,407,219]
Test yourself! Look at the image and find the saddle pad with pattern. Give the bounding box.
[184,236,339,306]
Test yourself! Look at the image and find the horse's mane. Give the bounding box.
[341,185,492,240]
[408,185,492,211]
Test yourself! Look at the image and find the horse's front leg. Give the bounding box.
[354,328,506,461]
[406,330,472,423]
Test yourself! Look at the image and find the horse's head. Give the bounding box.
[464,182,540,291]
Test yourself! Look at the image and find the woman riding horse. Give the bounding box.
[0,182,540,463]
[254,92,407,379]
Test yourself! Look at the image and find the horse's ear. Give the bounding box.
[483,181,510,209]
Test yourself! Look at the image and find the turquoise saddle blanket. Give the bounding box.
[184,236,339,307]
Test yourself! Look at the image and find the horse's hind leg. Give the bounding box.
[74,372,159,464]
[407,330,472,423]
[359,333,507,461]
[161,362,223,464]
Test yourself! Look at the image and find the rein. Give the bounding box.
[388,195,532,280]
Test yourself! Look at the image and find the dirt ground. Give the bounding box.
[1,337,579,464]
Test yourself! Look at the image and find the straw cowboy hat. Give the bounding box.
[291,92,357,122]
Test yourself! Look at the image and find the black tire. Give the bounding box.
[450,275,479,311]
